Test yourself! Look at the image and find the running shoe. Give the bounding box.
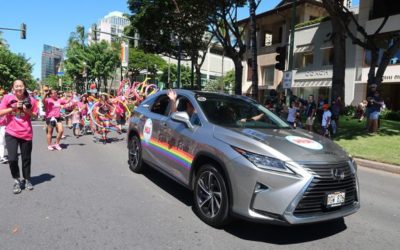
[13,180,22,194]
[53,144,62,150]
[24,179,34,190]
[48,145,54,151]
[0,157,8,163]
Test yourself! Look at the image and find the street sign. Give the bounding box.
[283,71,292,89]
[57,72,64,76]
[120,41,129,67]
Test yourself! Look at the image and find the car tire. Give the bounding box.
[193,164,230,228]
[128,135,144,173]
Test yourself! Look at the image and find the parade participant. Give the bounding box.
[44,89,71,150]
[95,94,116,144]
[0,80,38,194]
[167,89,200,125]
[0,90,8,163]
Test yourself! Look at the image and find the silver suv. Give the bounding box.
[127,90,360,227]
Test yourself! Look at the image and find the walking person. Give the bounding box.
[44,89,71,150]
[0,91,9,163]
[305,95,316,132]
[0,80,38,194]
[321,104,332,138]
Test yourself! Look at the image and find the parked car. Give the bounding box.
[127,90,360,227]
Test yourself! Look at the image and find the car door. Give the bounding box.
[160,95,201,185]
[139,94,172,171]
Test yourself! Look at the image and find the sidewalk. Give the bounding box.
[355,158,400,174]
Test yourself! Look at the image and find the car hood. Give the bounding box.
[213,126,349,163]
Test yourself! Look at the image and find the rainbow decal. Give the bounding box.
[140,134,193,169]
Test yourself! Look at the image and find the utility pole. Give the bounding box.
[286,0,297,104]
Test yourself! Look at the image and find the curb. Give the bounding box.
[355,158,400,174]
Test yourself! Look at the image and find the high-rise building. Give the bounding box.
[41,44,63,81]
[88,11,130,44]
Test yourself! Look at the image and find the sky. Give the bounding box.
[1,0,359,80]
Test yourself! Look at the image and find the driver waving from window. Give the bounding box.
[167,89,200,126]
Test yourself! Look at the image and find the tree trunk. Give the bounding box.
[195,65,202,90]
[233,57,243,95]
[250,0,258,101]
[330,18,346,102]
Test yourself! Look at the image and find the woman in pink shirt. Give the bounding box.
[43,89,70,150]
[0,80,38,194]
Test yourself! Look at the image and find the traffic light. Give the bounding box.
[20,23,26,39]
[275,46,286,71]
[91,24,98,41]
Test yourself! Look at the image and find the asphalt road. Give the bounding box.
[0,121,399,250]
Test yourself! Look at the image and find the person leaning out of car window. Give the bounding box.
[167,89,200,125]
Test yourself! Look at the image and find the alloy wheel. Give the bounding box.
[196,170,223,218]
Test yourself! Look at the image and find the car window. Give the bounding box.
[175,96,201,126]
[150,95,171,116]
[196,94,289,129]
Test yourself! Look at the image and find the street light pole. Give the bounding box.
[177,38,182,89]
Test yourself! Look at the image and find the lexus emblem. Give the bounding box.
[332,168,345,181]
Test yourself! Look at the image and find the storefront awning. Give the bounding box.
[295,44,314,53]
[292,79,332,88]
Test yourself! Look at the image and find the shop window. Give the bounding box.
[247,59,253,81]
[364,47,400,67]
[295,52,314,69]
[263,66,275,86]
[322,48,334,66]
[264,33,273,47]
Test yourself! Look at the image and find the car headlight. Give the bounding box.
[349,156,358,174]
[233,147,295,174]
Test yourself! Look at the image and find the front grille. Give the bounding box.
[293,163,358,216]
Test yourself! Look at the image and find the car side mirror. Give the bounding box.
[171,111,194,129]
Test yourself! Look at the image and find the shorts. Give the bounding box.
[72,123,81,129]
[306,117,315,126]
[46,117,62,127]
[369,111,380,120]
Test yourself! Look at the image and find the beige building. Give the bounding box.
[239,0,328,102]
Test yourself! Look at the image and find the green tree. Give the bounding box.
[206,0,248,95]
[64,25,88,93]
[127,48,167,82]
[0,46,34,91]
[43,74,73,91]
[85,41,120,93]
[126,0,211,89]
[160,64,191,88]
[65,26,120,93]
[203,70,235,93]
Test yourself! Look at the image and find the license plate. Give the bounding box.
[326,191,346,208]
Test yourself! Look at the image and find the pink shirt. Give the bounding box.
[44,98,67,118]
[0,94,38,141]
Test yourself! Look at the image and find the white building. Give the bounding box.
[290,17,358,105]
[88,11,130,45]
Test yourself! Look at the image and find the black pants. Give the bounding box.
[5,133,32,180]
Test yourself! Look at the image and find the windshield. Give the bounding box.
[196,93,290,129]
